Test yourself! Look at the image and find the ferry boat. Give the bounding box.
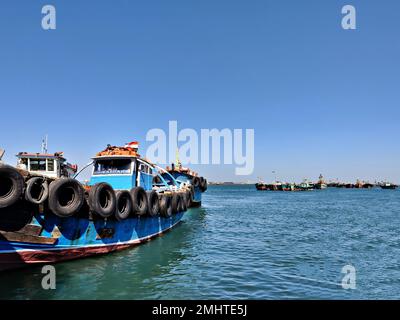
[0,142,207,271]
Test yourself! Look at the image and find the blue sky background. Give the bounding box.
[0,0,399,183]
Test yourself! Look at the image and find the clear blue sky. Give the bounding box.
[0,0,399,183]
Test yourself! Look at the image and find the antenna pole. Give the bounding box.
[42,135,48,154]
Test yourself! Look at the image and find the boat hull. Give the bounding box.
[0,210,184,272]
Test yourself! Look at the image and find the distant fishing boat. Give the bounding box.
[315,174,327,190]
[255,182,269,191]
[380,182,398,190]
[327,182,339,188]
[297,179,314,191]
[354,180,364,189]
[256,180,293,191]
[362,182,374,189]
[0,142,207,271]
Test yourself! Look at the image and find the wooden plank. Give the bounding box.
[15,224,43,236]
[0,231,57,245]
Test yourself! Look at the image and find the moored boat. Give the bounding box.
[315,174,327,190]
[0,142,206,271]
[296,179,314,191]
[162,162,207,207]
[380,182,398,190]
[362,183,374,189]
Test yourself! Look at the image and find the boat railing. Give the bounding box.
[136,159,180,191]
[73,161,94,180]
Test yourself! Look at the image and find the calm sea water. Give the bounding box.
[1,185,399,300]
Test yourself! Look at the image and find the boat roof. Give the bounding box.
[92,155,155,166]
[92,154,137,160]
[17,152,66,160]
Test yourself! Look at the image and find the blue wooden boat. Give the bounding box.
[161,163,207,207]
[0,142,207,271]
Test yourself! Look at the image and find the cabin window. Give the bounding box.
[30,158,46,171]
[93,159,132,175]
[139,163,151,174]
[47,159,55,171]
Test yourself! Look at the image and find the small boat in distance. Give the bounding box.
[380,182,398,190]
[297,179,315,191]
[315,174,327,189]
[362,182,374,189]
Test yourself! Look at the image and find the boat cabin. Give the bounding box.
[16,152,77,179]
[88,143,154,191]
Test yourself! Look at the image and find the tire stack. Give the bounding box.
[0,163,188,222]
[191,176,207,193]
[0,164,36,229]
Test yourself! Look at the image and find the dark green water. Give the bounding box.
[1,185,399,299]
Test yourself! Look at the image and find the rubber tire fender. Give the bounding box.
[115,190,132,221]
[49,178,85,218]
[188,185,195,206]
[88,182,116,218]
[200,177,207,192]
[192,176,200,188]
[159,194,172,217]
[25,177,49,205]
[180,193,188,212]
[184,190,191,207]
[203,179,208,191]
[130,186,148,216]
[147,190,160,216]
[0,164,25,209]
[171,192,181,214]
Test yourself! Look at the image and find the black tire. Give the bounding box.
[171,192,181,214]
[184,190,191,207]
[188,185,195,205]
[48,178,85,218]
[200,177,207,192]
[88,182,116,218]
[25,177,49,205]
[159,194,172,217]
[130,187,148,216]
[199,177,205,189]
[0,164,24,209]
[147,190,159,216]
[115,190,132,221]
[180,193,188,212]
[192,176,200,188]
[177,193,183,212]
